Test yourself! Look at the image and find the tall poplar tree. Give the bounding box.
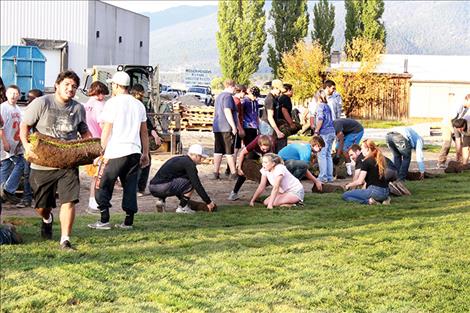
[267,0,309,76]
[311,0,335,56]
[344,0,386,58]
[216,0,266,85]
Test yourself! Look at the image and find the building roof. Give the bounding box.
[330,54,470,83]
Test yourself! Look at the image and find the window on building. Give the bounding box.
[96,31,100,38]
[119,36,122,43]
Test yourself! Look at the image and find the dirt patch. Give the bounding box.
[1,131,450,219]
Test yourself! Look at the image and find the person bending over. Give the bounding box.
[343,140,390,205]
[250,153,304,209]
[278,136,325,191]
[149,144,216,213]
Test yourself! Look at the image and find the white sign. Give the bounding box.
[184,68,212,86]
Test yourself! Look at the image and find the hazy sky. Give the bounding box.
[103,0,217,13]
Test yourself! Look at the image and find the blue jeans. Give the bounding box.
[339,130,364,151]
[1,155,25,194]
[386,132,412,181]
[342,185,390,205]
[318,132,335,182]
[285,160,309,180]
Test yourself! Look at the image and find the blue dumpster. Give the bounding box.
[1,45,46,96]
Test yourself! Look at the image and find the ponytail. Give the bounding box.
[362,139,386,178]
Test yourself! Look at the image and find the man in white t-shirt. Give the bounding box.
[88,72,149,230]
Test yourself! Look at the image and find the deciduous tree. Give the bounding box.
[267,0,309,76]
[311,0,335,56]
[216,0,266,85]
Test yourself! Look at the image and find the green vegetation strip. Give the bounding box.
[2,173,470,312]
[29,134,98,149]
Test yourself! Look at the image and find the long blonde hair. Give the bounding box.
[362,139,386,178]
[262,153,284,166]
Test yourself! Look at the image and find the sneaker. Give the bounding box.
[16,199,32,208]
[369,198,379,205]
[155,198,166,212]
[60,240,75,251]
[86,207,101,215]
[382,197,391,205]
[176,205,196,214]
[115,223,133,230]
[212,172,220,180]
[388,181,401,196]
[41,213,53,240]
[2,190,21,204]
[395,180,411,196]
[227,191,240,201]
[87,221,112,230]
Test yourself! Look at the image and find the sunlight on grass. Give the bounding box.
[2,172,470,312]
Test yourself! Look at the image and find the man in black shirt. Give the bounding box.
[149,144,216,213]
[259,79,286,152]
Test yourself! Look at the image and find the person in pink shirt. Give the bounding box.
[84,81,109,137]
[84,81,109,213]
[249,153,304,209]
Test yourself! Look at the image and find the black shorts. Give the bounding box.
[214,132,234,155]
[234,133,242,149]
[30,168,80,209]
[149,177,193,199]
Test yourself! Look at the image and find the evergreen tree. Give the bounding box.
[311,0,335,56]
[344,0,386,57]
[216,0,266,85]
[267,0,309,76]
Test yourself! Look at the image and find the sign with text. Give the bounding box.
[184,69,212,86]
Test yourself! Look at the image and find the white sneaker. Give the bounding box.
[227,191,239,201]
[176,205,196,214]
[88,221,112,230]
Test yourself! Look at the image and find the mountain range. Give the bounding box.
[145,1,470,76]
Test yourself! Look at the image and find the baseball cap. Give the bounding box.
[271,79,286,92]
[106,71,130,86]
[188,144,208,158]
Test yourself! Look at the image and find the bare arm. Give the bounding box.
[314,119,323,134]
[250,175,267,206]
[305,170,322,191]
[100,122,113,150]
[224,108,237,135]
[346,170,367,190]
[1,128,10,152]
[19,122,34,158]
[81,130,93,139]
[236,147,249,175]
[140,121,150,167]
[267,174,283,209]
[336,132,345,156]
[267,109,284,138]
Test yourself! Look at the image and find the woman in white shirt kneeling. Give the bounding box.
[249,153,304,209]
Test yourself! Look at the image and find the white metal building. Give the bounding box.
[0,0,149,87]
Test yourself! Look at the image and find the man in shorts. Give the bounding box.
[148,144,216,213]
[453,118,470,165]
[212,79,238,179]
[20,70,92,250]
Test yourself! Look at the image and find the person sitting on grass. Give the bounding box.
[148,144,216,214]
[249,153,304,209]
[228,135,274,201]
[343,139,391,205]
[277,136,325,192]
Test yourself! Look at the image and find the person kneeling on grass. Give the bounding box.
[343,139,391,205]
[277,136,325,192]
[249,153,304,209]
[148,144,216,214]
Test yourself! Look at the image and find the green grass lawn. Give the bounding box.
[2,172,470,313]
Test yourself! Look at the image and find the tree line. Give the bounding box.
[216,0,386,85]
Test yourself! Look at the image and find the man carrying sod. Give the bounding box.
[20,70,92,250]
